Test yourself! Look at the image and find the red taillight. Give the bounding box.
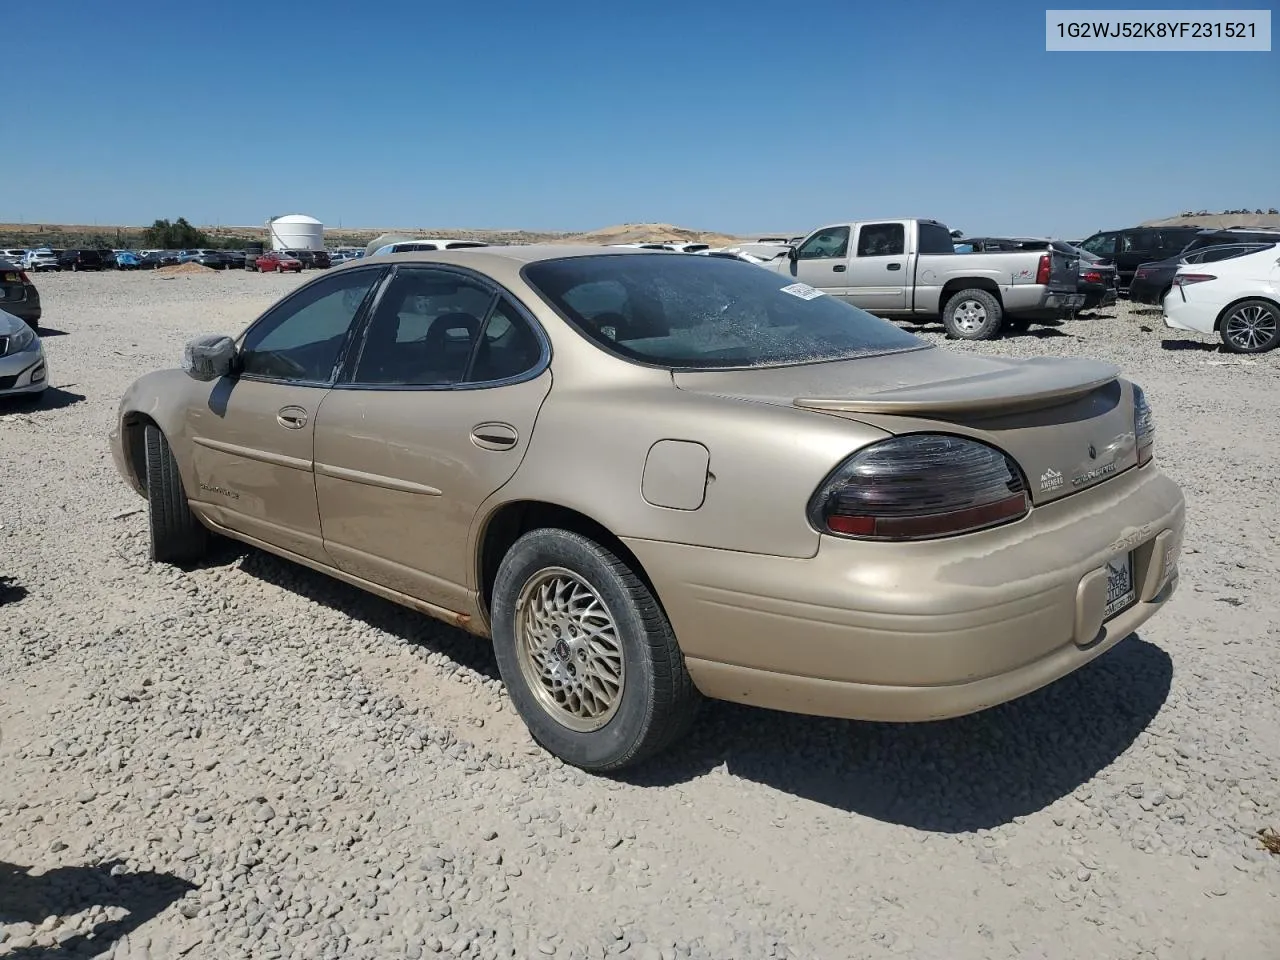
[1174,273,1216,287]
[1133,269,1147,279]
[18,270,31,283]
[1084,271,1103,284]
[1035,254,1051,285]
[808,434,1030,541]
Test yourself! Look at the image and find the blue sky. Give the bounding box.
[8,1,1276,237]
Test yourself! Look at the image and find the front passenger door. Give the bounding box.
[791,225,852,298]
[185,266,385,563]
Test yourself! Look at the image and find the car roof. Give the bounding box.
[352,244,668,267]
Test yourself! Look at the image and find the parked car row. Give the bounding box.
[3,246,355,273]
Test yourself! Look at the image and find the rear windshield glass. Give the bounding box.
[523,254,925,369]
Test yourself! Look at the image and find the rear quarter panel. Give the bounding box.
[482,372,889,561]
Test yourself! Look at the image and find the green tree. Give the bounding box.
[142,217,208,249]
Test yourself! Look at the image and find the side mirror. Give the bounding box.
[787,245,799,262]
[182,334,239,381]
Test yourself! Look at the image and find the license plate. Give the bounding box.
[1104,552,1135,619]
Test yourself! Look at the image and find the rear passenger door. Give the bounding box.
[791,225,851,298]
[845,221,909,313]
[313,266,552,616]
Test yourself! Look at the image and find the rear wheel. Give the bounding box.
[942,288,1004,340]
[1220,299,1280,354]
[143,425,208,564]
[491,528,699,772]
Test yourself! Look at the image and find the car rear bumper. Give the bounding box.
[1162,291,1216,334]
[623,463,1184,721]
[1128,277,1170,305]
[1005,288,1086,320]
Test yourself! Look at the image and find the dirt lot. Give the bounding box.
[1,270,1277,959]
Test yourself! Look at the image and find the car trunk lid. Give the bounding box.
[672,348,1138,506]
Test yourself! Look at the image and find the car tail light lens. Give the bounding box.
[1035,254,1051,285]
[1133,269,1147,279]
[18,270,31,284]
[1174,273,1216,287]
[1084,271,1103,284]
[1133,384,1155,466]
[808,434,1029,541]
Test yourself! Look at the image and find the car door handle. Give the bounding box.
[887,263,902,271]
[471,422,518,451]
[832,264,846,272]
[276,405,308,429]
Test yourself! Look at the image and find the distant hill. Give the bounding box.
[1141,212,1280,230]
[0,220,749,249]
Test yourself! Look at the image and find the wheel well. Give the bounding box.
[940,278,1002,310]
[1214,296,1279,331]
[121,412,158,493]
[477,501,658,620]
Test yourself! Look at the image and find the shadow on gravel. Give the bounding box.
[0,575,27,605]
[217,543,501,681]
[0,386,88,413]
[34,327,68,338]
[1161,339,1221,353]
[626,634,1172,832]
[0,860,194,958]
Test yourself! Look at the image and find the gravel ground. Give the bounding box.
[1,270,1277,959]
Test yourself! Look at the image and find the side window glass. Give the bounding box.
[797,226,850,260]
[1080,233,1116,256]
[467,299,544,383]
[353,268,495,386]
[856,223,906,257]
[240,268,380,383]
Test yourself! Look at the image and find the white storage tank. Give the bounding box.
[268,214,324,251]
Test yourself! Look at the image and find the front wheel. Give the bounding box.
[942,288,1004,339]
[143,425,208,565]
[1220,299,1280,354]
[491,528,699,771]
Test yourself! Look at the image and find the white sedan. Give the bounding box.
[0,308,49,400]
[1163,243,1280,353]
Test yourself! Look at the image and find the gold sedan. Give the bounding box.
[111,247,1185,770]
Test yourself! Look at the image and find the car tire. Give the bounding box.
[491,528,700,772]
[942,288,1004,339]
[143,424,208,565]
[1219,299,1280,354]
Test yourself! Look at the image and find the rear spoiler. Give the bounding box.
[794,357,1121,417]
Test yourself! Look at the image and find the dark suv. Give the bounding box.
[58,248,108,272]
[1077,226,1203,293]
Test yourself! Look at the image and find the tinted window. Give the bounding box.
[796,226,849,260]
[240,268,382,382]
[856,223,905,257]
[468,299,544,382]
[1080,232,1118,255]
[523,254,924,370]
[352,267,495,385]
[917,223,955,254]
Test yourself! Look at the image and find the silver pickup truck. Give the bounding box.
[756,218,1085,339]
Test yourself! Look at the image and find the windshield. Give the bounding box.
[523,254,925,369]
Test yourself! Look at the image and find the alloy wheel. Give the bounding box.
[514,567,624,732]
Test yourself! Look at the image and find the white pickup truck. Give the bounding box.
[756,218,1085,339]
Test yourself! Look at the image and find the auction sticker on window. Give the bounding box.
[779,283,825,300]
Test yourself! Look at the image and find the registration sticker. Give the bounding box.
[779,282,825,300]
